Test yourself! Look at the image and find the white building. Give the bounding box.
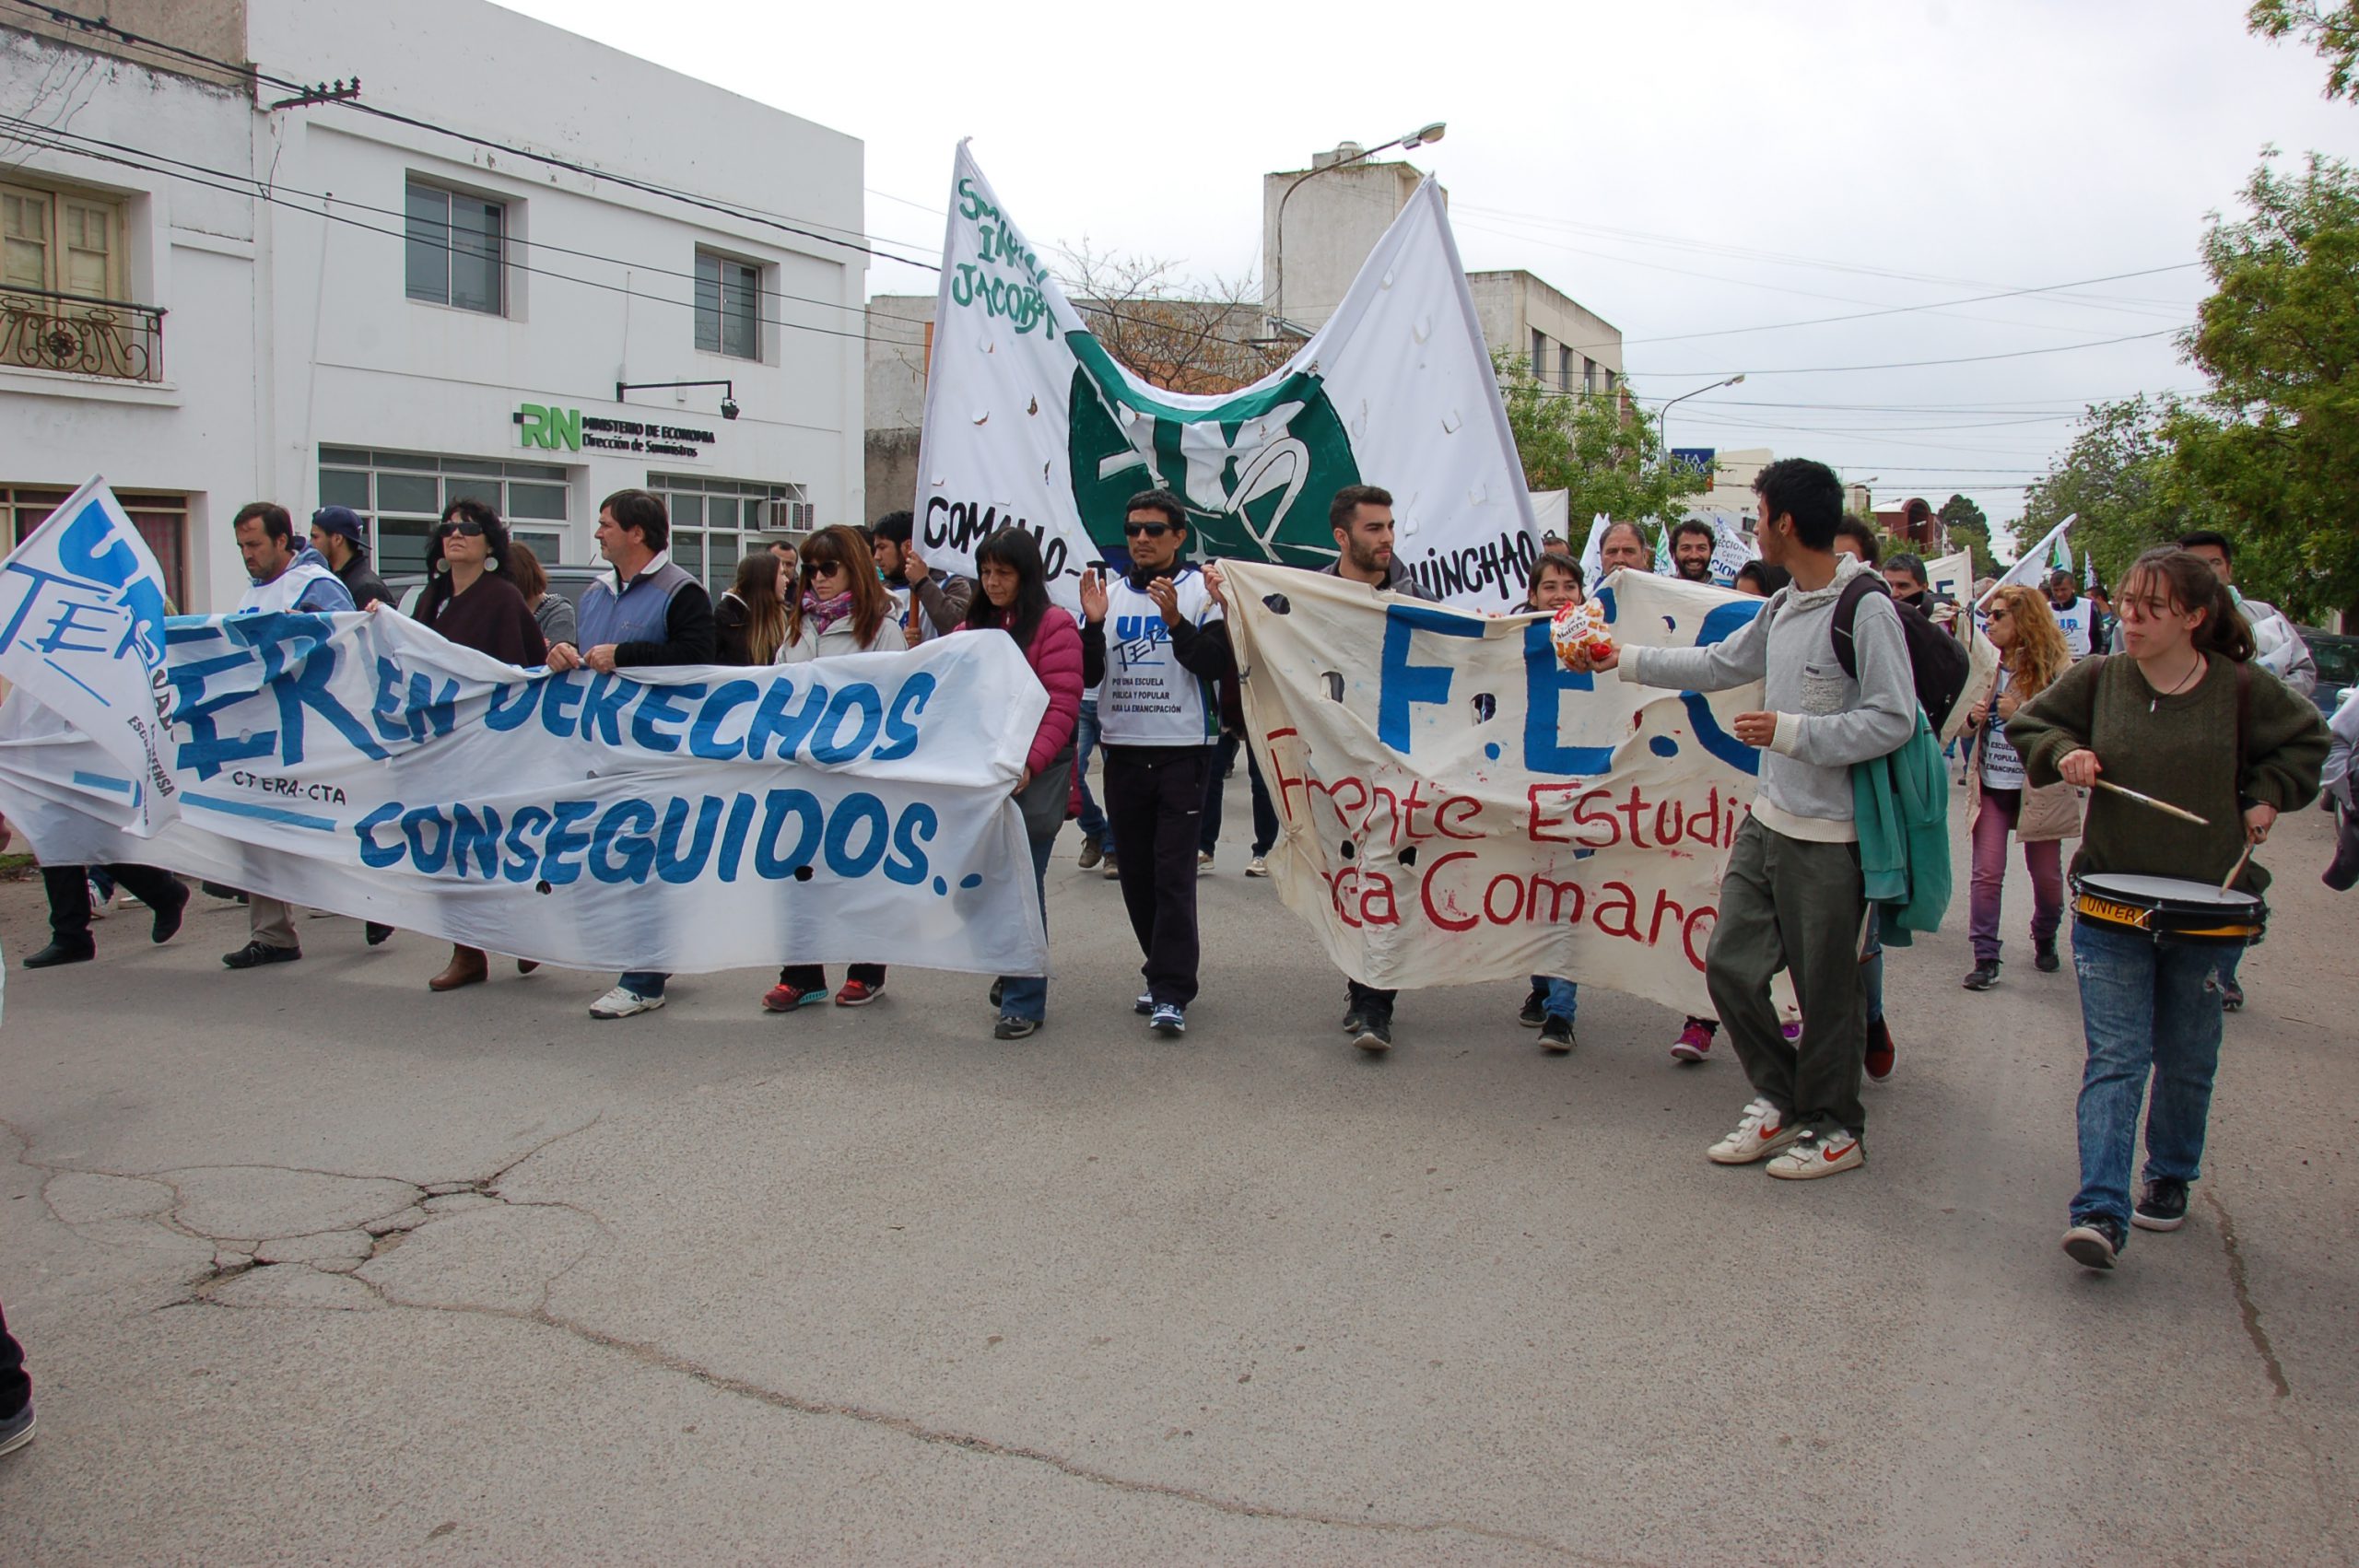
[1,0,863,612]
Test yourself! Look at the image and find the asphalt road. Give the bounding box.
[0,778,2351,1565]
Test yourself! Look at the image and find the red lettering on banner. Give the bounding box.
[1571,789,1620,848]
[1594,881,1638,940]
[1528,782,1578,843]
[1420,850,1480,932]
[1435,794,1483,841]
[1683,907,1714,971]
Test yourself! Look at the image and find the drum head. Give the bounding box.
[2079,872,2260,910]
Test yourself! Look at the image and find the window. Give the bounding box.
[695,250,761,359]
[4,486,184,609]
[1,181,124,298]
[317,448,569,578]
[1530,328,1546,380]
[405,181,505,315]
[647,473,808,595]
[1557,345,1573,392]
[1582,356,1597,395]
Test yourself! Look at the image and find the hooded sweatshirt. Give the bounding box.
[238,544,355,615]
[1617,553,1916,841]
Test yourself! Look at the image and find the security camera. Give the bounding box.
[721,397,740,421]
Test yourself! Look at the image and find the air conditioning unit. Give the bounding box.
[767,497,815,532]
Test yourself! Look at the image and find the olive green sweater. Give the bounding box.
[2006,654,2329,895]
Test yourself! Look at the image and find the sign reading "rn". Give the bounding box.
[515,403,581,451]
[513,403,715,460]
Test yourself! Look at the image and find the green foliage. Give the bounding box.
[1492,350,1708,529]
[2023,152,2359,622]
[1937,495,1999,578]
[2249,0,2359,101]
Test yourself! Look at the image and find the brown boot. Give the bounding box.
[428,945,488,992]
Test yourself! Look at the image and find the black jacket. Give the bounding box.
[335,556,395,610]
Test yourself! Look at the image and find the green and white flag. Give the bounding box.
[911,144,1539,611]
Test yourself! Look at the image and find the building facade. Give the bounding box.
[1,0,863,612]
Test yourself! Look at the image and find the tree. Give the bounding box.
[1937,494,1999,577]
[1492,350,1708,530]
[1055,245,1287,394]
[2020,395,2187,592]
[2249,0,2359,102]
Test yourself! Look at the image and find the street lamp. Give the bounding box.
[1657,372,1743,460]
[1273,122,1447,338]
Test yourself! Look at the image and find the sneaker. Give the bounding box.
[2063,1215,2126,1270]
[150,884,188,944]
[1340,1010,1367,1037]
[222,941,300,970]
[835,978,884,1007]
[1135,991,1155,1016]
[2132,1177,2189,1233]
[0,1402,33,1458]
[1101,856,1121,881]
[365,921,394,947]
[1963,962,2000,991]
[1149,1002,1186,1036]
[589,985,664,1019]
[1537,1016,1575,1053]
[1197,849,1215,873]
[1707,1099,1802,1165]
[22,941,95,968]
[988,977,1003,1010]
[1518,989,1547,1028]
[1351,1014,1392,1054]
[1077,836,1104,871]
[88,878,111,919]
[761,982,826,1012]
[1244,856,1270,878]
[993,1014,1040,1040]
[1671,1019,1716,1062]
[1766,1128,1864,1180]
[2219,979,2246,1012]
[2035,941,2060,973]
[1863,1018,1895,1083]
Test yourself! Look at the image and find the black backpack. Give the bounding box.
[1830,576,1971,731]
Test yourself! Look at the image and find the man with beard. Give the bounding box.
[1670,518,1718,584]
[1596,519,1651,579]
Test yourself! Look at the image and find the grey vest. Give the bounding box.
[578,561,694,649]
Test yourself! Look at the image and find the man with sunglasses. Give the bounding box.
[1078,489,1233,1037]
[550,488,717,1019]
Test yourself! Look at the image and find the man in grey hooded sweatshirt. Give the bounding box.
[1566,459,1916,1179]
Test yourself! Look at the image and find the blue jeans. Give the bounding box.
[997,831,1057,1021]
[1529,975,1579,1024]
[2069,919,2231,1229]
[1861,907,1884,1025]
[620,970,668,998]
[1074,699,1113,855]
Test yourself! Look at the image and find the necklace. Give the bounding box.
[2145,653,2205,713]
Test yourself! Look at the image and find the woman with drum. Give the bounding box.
[1959,585,2076,990]
[2008,547,2327,1271]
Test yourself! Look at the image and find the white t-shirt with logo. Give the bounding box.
[1980,669,2029,790]
[1097,567,1224,748]
[2051,598,2095,660]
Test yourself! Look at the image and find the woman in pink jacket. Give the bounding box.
[957,528,1084,1039]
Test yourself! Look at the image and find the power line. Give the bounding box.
[1645,327,2181,379]
[1612,263,2202,347]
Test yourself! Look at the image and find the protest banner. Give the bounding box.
[1220,560,1767,1016]
[913,144,1538,614]
[1924,548,1975,608]
[0,608,1050,976]
[0,477,179,835]
[1979,514,2076,605]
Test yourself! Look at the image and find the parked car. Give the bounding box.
[2299,627,2359,719]
[386,564,606,620]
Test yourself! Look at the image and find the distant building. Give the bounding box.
[1873,497,1945,552]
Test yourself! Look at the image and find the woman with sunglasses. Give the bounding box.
[765,524,901,1012]
[1959,585,2074,991]
[411,498,547,992]
[955,528,1084,1039]
[2007,548,2326,1271]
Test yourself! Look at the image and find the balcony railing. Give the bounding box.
[0,285,165,382]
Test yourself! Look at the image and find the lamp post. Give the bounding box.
[1657,372,1743,462]
[1273,122,1446,338]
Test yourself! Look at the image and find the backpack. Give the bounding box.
[1831,576,1973,732]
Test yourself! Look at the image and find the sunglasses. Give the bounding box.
[804,559,848,577]
[434,519,486,539]
[1123,521,1173,538]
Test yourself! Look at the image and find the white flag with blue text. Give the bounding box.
[0,476,178,834]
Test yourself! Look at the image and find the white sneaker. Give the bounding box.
[88,879,111,919]
[1766,1128,1864,1180]
[1244,857,1270,878]
[1707,1099,1802,1165]
[589,985,665,1020]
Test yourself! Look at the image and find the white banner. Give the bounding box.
[1924,548,1974,607]
[914,144,1539,614]
[1982,513,2075,605]
[0,476,179,835]
[1223,561,1768,1015]
[0,610,1051,976]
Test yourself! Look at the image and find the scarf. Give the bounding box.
[800,588,854,638]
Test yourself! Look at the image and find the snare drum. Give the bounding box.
[2071,872,2267,946]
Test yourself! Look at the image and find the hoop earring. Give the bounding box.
[486,556,499,571]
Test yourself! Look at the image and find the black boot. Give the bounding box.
[22,941,95,968]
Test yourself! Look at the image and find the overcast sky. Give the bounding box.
[541,0,2359,542]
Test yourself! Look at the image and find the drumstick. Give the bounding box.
[2092,778,2210,827]
[2221,842,2253,891]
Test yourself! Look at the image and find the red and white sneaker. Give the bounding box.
[1671,1018,1716,1062]
[1766,1129,1864,1180]
[835,978,884,1007]
[1707,1099,1802,1164]
[761,982,825,1013]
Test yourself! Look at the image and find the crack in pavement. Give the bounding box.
[2203,1188,2290,1399]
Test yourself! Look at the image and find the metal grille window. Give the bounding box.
[317,448,569,578]
[647,473,808,596]
[3,485,185,608]
[695,251,761,360]
[0,181,159,381]
[404,181,506,315]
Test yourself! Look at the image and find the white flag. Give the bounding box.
[0,476,178,834]
[1979,514,2077,606]
[913,144,1539,612]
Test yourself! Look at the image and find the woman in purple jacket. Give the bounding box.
[957,528,1083,1039]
